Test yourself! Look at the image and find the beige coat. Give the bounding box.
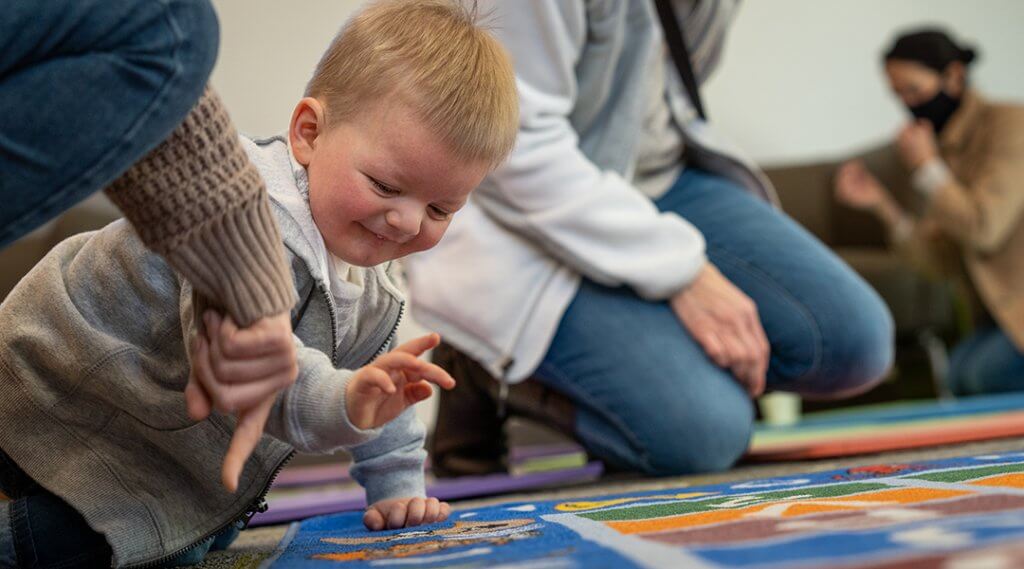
[905,90,1024,350]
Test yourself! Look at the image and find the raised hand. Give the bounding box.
[346,333,456,430]
[835,159,888,211]
[897,119,939,170]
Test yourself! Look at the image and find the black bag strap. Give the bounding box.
[653,0,707,121]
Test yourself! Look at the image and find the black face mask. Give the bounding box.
[908,89,961,134]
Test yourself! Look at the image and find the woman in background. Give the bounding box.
[836,28,1024,396]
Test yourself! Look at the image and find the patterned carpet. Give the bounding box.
[259,448,1024,568]
[199,439,1024,568]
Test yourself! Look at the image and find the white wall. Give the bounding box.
[212,1,1024,167]
[211,0,364,138]
[702,0,1024,165]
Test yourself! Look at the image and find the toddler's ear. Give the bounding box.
[288,97,327,166]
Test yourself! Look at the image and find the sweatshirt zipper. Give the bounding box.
[130,451,295,568]
[371,301,405,360]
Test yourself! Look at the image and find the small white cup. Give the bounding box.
[758,392,801,427]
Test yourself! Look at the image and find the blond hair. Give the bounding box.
[306,0,518,168]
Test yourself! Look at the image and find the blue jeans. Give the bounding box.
[947,326,1024,396]
[0,0,219,248]
[535,169,895,475]
[0,448,237,568]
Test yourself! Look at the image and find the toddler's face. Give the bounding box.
[293,99,488,267]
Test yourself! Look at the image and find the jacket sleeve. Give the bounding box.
[267,338,426,503]
[470,0,706,300]
[348,408,427,505]
[260,338,382,453]
[924,111,1024,253]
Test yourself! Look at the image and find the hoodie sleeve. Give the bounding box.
[469,0,707,300]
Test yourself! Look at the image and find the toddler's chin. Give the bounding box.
[332,248,400,268]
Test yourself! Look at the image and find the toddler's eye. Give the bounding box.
[428,206,451,221]
[370,177,399,195]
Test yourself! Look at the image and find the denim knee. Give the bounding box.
[829,290,894,398]
[640,393,754,476]
[797,282,895,400]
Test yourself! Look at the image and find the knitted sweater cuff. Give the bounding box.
[165,190,297,325]
[104,87,296,325]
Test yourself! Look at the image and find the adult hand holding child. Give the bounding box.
[188,311,300,492]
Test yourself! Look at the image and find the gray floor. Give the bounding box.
[200,436,1024,567]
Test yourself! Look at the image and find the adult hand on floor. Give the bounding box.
[670,263,769,397]
[187,311,299,492]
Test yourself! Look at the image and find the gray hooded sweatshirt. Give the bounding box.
[0,135,425,567]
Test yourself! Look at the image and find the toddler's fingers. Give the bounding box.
[377,353,455,390]
[356,367,397,396]
[221,396,275,493]
[404,382,434,404]
[387,502,408,530]
[192,338,223,407]
[406,498,426,527]
[419,363,456,390]
[439,501,451,522]
[202,326,292,412]
[390,333,440,358]
[203,312,222,344]
[363,507,385,531]
[423,497,441,523]
[210,378,288,414]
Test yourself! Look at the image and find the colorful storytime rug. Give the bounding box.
[748,393,1024,461]
[263,451,1024,568]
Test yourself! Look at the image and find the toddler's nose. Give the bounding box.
[385,208,421,241]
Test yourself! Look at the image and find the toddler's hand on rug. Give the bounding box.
[346,333,456,430]
[364,497,451,531]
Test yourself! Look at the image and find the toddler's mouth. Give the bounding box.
[361,223,396,244]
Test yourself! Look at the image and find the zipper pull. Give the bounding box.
[242,499,269,529]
